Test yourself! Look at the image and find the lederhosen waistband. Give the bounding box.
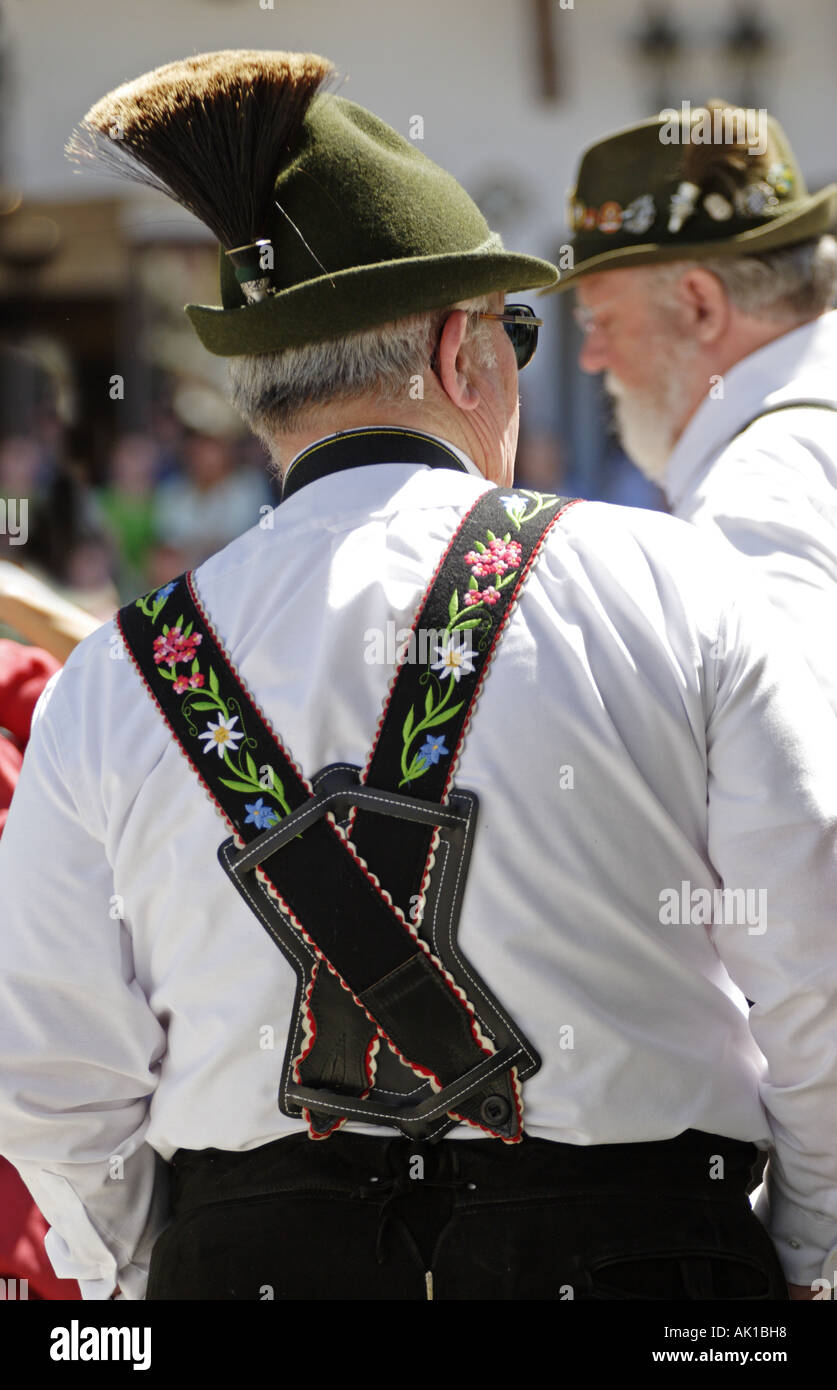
[165,1128,761,1214]
[146,1129,784,1300]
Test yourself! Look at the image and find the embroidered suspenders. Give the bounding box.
[118,483,581,1144]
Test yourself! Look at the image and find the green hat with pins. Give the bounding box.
[550,99,837,291]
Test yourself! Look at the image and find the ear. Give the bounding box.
[434,310,481,412]
[676,266,732,345]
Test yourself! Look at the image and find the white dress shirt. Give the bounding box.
[665,310,837,710]
[1,432,837,1298]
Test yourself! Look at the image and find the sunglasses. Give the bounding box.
[475,303,543,369]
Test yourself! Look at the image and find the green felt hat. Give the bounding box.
[551,100,837,291]
[66,51,557,354]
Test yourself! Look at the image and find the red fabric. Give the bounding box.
[0,640,80,1299]
[0,1157,81,1299]
[0,640,60,835]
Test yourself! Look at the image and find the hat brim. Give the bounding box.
[545,186,837,292]
[186,245,558,355]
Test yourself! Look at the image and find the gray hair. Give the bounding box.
[650,234,837,323]
[226,296,497,465]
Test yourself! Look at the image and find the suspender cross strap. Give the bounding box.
[118,482,581,1143]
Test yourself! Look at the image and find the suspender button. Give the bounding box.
[480,1095,510,1126]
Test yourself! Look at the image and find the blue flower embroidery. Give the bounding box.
[499,494,527,519]
[155,581,177,602]
[416,735,449,771]
[244,798,280,830]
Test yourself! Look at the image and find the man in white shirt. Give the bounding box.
[0,56,834,1304]
[558,100,837,709]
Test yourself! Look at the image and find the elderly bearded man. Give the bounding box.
[559,100,837,711]
[0,58,835,1304]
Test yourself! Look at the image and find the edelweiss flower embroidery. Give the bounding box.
[431,635,475,682]
[153,627,203,667]
[198,713,244,759]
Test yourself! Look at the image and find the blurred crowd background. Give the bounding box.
[1,0,835,619]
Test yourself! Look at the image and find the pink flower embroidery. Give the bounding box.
[173,670,205,695]
[153,627,203,667]
[464,538,522,578]
[463,590,483,606]
[489,538,522,567]
[463,551,496,577]
[481,586,501,605]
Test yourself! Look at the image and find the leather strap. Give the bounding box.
[734,399,837,439]
[118,461,580,1142]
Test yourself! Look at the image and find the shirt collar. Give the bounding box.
[283,425,483,500]
[665,310,837,509]
[425,434,483,477]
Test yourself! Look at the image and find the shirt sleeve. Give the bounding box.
[0,665,169,1299]
[688,443,837,712]
[705,582,837,1285]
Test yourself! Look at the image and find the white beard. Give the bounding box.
[604,343,700,488]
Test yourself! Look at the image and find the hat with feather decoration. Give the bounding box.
[551,99,837,290]
[66,50,557,354]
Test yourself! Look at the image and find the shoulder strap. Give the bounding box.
[349,487,581,925]
[734,399,837,441]
[118,487,581,1142]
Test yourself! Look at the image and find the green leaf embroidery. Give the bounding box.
[219,777,261,794]
[183,621,193,638]
[269,770,289,811]
[421,702,464,730]
[402,706,415,744]
[485,530,495,543]
[189,700,218,711]
[191,658,200,675]
[245,751,258,780]
[469,576,479,590]
[424,687,434,718]
[452,618,481,629]
[474,540,486,553]
[448,589,459,620]
[209,667,220,696]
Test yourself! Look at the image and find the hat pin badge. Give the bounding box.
[668,181,701,234]
[225,238,276,304]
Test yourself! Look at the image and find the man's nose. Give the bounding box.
[578,332,609,374]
